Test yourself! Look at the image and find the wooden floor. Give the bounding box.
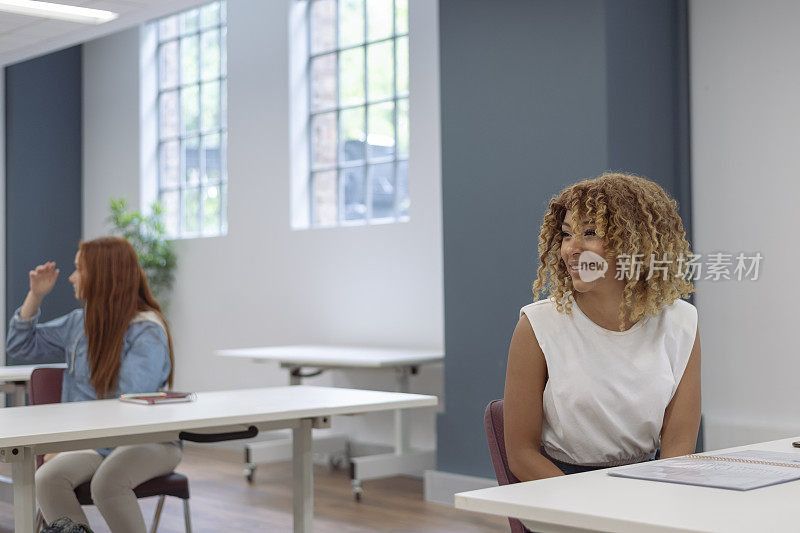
[0,446,508,532]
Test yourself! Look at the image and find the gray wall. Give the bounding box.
[5,46,83,362]
[437,0,692,478]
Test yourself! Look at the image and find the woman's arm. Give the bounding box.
[7,263,73,363]
[115,325,171,396]
[659,326,702,458]
[7,311,76,363]
[504,316,565,480]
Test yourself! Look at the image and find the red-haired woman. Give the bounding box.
[7,236,180,533]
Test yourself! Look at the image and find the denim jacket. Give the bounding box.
[6,307,173,457]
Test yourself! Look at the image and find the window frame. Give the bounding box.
[306,0,409,228]
[155,0,228,239]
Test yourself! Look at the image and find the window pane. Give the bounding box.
[397,98,409,156]
[312,171,337,225]
[203,133,222,182]
[339,0,364,48]
[220,1,227,24]
[183,187,201,234]
[311,112,337,167]
[180,35,199,84]
[203,185,221,235]
[311,53,337,111]
[159,90,179,139]
[181,9,199,35]
[159,16,178,41]
[340,106,365,162]
[200,29,220,81]
[397,160,409,218]
[200,2,220,28]
[367,40,393,101]
[181,85,199,133]
[159,41,179,89]
[396,0,408,34]
[160,140,179,187]
[310,0,336,54]
[342,167,366,221]
[201,81,221,131]
[366,0,393,41]
[339,48,364,106]
[183,136,200,185]
[370,162,395,219]
[367,101,394,159]
[396,35,408,95]
[161,190,179,237]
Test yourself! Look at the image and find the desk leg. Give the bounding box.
[12,447,35,533]
[393,367,412,455]
[12,382,26,407]
[293,419,313,533]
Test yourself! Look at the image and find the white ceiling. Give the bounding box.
[0,0,210,66]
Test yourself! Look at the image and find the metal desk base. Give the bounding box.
[243,365,433,500]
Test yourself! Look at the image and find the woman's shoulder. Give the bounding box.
[519,298,563,322]
[126,311,168,343]
[657,298,698,333]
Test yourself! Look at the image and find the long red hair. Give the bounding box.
[79,236,174,398]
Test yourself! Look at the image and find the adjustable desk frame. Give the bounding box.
[217,346,442,500]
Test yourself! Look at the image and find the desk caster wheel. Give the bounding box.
[351,479,363,502]
[245,464,256,483]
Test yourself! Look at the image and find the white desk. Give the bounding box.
[216,345,443,498]
[0,364,68,504]
[0,385,437,533]
[455,436,800,533]
[0,364,67,407]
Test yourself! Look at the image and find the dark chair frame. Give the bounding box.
[29,367,191,533]
[484,399,530,533]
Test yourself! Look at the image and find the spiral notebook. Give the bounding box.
[608,450,800,490]
[119,392,196,405]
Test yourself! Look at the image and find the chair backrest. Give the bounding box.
[29,367,64,406]
[484,399,527,533]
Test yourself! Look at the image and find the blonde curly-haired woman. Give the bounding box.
[504,173,701,506]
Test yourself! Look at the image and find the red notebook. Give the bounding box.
[119,392,195,405]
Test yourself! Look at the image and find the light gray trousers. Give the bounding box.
[35,443,182,533]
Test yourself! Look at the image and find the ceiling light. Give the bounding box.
[0,0,118,25]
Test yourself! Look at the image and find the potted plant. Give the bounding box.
[108,197,177,308]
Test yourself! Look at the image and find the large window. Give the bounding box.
[156,1,227,238]
[307,0,409,227]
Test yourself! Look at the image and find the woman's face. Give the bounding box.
[560,209,614,293]
[68,251,82,300]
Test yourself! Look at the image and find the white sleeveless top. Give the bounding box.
[519,295,698,467]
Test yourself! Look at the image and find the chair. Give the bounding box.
[30,367,191,533]
[484,399,529,533]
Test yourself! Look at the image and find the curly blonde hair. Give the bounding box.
[532,172,695,330]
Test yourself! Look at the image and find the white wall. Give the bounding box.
[82,0,443,449]
[690,0,800,450]
[83,28,141,233]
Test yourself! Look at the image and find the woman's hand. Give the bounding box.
[19,262,59,319]
[30,262,59,298]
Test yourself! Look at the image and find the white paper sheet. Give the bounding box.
[608,450,800,490]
